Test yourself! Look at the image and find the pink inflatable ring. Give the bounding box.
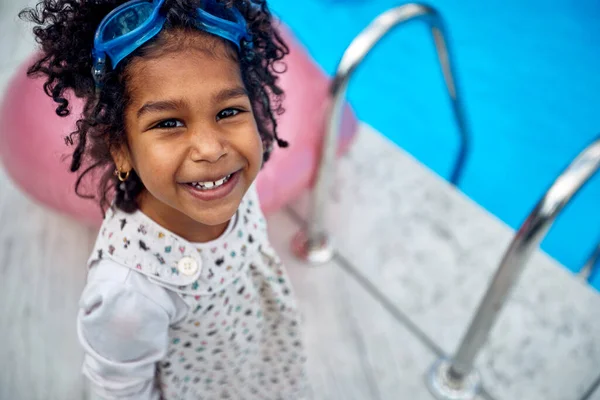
[0,25,357,227]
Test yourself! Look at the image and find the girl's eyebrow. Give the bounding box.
[137,99,187,119]
[213,86,248,104]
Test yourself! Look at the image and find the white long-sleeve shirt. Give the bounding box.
[77,186,307,399]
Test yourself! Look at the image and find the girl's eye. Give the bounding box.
[216,108,242,121]
[153,119,184,129]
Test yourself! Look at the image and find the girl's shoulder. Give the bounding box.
[82,257,187,321]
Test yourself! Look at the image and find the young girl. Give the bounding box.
[21,0,307,398]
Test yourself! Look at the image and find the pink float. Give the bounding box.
[0,25,357,227]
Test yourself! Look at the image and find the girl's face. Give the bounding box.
[116,32,263,242]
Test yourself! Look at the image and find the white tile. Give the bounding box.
[587,384,600,400]
[0,67,14,97]
[0,167,96,400]
[267,210,443,399]
[290,124,600,400]
[0,0,37,71]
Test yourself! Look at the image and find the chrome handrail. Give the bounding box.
[427,135,600,400]
[580,241,600,282]
[291,3,471,264]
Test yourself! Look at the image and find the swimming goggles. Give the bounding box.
[92,0,251,86]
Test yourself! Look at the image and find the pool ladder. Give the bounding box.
[288,3,600,399]
[426,135,600,399]
[291,3,471,264]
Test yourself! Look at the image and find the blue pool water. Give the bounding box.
[269,0,600,286]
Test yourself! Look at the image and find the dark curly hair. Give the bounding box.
[19,0,289,214]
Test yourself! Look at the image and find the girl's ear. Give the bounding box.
[110,142,134,173]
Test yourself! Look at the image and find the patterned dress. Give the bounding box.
[77,186,308,399]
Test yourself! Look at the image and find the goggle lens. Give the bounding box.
[101,2,155,42]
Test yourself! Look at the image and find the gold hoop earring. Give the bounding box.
[114,168,130,182]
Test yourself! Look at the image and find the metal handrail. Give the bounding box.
[580,241,600,282]
[427,135,600,400]
[291,3,472,264]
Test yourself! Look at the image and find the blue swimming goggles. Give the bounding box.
[92,0,251,86]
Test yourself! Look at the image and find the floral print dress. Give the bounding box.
[77,185,308,400]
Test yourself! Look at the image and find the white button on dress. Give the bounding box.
[177,256,200,276]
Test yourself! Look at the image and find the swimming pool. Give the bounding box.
[269,0,600,287]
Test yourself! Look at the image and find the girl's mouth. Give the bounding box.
[182,170,241,201]
[187,173,233,191]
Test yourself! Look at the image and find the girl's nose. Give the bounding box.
[188,127,227,163]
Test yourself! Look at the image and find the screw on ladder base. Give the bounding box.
[425,358,481,400]
[291,230,334,264]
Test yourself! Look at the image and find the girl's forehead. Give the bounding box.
[125,54,243,110]
[125,30,242,100]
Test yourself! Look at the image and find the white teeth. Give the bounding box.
[190,173,232,191]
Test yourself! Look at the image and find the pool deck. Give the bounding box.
[2,1,600,398]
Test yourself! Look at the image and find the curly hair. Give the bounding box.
[19,0,289,214]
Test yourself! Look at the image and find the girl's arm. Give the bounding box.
[77,270,174,400]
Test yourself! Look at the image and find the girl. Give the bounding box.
[20,0,307,398]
